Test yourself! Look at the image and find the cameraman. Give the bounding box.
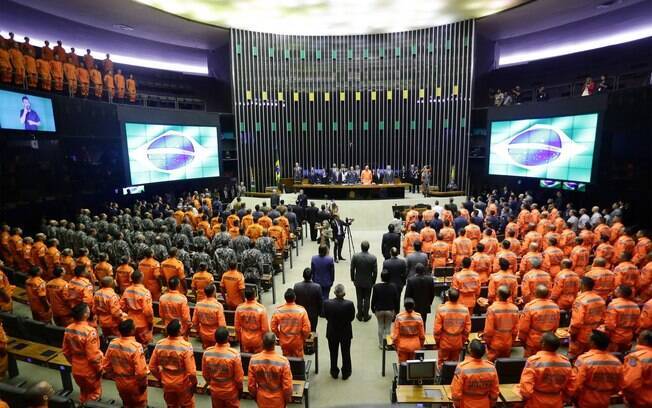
[331,214,352,263]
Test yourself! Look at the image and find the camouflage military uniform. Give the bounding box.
[241,248,264,284]
[232,235,251,261]
[192,235,210,252]
[214,246,236,278]
[191,251,214,273]
[177,248,193,275]
[256,236,275,266]
[151,243,168,262]
[111,239,131,265]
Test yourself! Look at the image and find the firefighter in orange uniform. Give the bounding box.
[248,332,293,408]
[483,285,519,361]
[269,219,287,252]
[570,237,590,276]
[46,267,73,326]
[101,319,149,408]
[93,277,125,338]
[245,220,264,242]
[44,239,61,278]
[605,284,640,352]
[451,257,481,312]
[434,288,471,369]
[31,233,47,271]
[622,330,652,408]
[572,329,623,408]
[488,258,518,303]
[139,248,162,300]
[613,252,640,292]
[191,262,214,302]
[0,262,12,313]
[271,289,311,358]
[440,220,456,245]
[493,240,517,274]
[220,261,245,309]
[119,271,154,345]
[90,65,103,98]
[60,248,75,281]
[235,287,269,353]
[114,256,134,294]
[161,248,186,291]
[595,235,615,268]
[519,243,542,276]
[94,253,113,281]
[430,234,450,269]
[26,266,51,322]
[392,297,425,363]
[452,229,473,269]
[569,277,606,359]
[0,41,11,84]
[159,277,192,337]
[403,225,420,256]
[479,228,499,256]
[114,69,126,99]
[518,285,560,357]
[8,43,24,85]
[103,70,115,99]
[542,237,564,278]
[464,223,481,249]
[192,284,226,349]
[632,230,652,266]
[469,243,492,284]
[24,51,37,88]
[641,298,652,332]
[63,57,77,95]
[36,56,51,90]
[550,259,580,310]
[68,265,94,310]
[419,224,436,255]
[451,340,499,407]
[585,257,615,300]
[519,332,575,408]
[202,327,244,408]
[49,54,64,91]
[62,303,103,404]
[149,319,197,408]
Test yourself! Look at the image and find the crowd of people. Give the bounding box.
[492,75,610,106]
[0,185,651,407]
[0,32,137,102]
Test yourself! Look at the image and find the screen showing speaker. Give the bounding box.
[0,89,56,132]
[489,113,598,183]
[124,123,220,185]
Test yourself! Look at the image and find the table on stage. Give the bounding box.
[294,183,410,199]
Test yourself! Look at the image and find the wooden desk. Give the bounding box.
[499,384,523,403]
[295,183,410,200]
[11,287,28,304]
[382,335,436,377]
[396,385,450,404]
[6,337,73,392]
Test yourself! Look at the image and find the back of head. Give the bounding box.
[404,297,415,312]
[71,303,88,321]
[535,284,549,299]
[468,339,485,359]
[361,241,370,252]
[168,277,180,290]
[461,257,471,268]
[131,270,143,284]
[497,285,510,301]
[245,286,256,300]
[302,267,312,281]
[390,247,399,257]
[334,283,345,298]
[204,283,216,297]
[413,240,422,252]
[447,288,460,302]
[381,269,390,283]
[284,288,296,302]
[118,319,135,337]
[499,258,510,271]
[541,332,560,352]
[415,263,426,275]
[166,319,181,337]
[590,330,610,351]
[25,381,54,408]
[74,265,86,277]
[263,331,276,350]
[215,326,229,344]
[581,276,595,291]
[318,245,328,257]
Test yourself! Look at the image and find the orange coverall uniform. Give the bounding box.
[0,270,12,313]
[62,321,103,403]
[63,62,77,93]
[570,245,590,275]
[104,73,115,98]
[0,48,11,83]
[452,237,473,269]
[126,77,137,102]
[430,241,450,269]
[622,344,652,408]
[450,357,499,408]
[487,271,518,303]
[192,297,226,348]
[638,262,652,302]
[569,291,606,358]
[221,269,245,309]
[392,310,425,362]
[420,227,436,254]
[573,349,623,408]
[483,300,519,361]
[520,269,552,304]
[90,68,102,97]
[640,298,652,331]
[585,267,615,301]
[202,344,244,408]
[24,55,37,87]
[271,302,311,357]
[68,276,94,309]
[614,235,635,260]
[613,261,639,292]
[519,251,543,275]
[518,351,575,408]
[632,236,652,266]
[114,73,126,98]
[115,264,134,293]
[77,66,89,96]
[8,48,24,85]
[161,258,185,289]
[248,350,293,408]
[493,250,517,274]
[470,253,492,284]
[479,237,499,256]
[542,246,564,278]
[434,301,470,369]
[550,269,580,310]
[605,297,640,352]
[191,270,214,302]
[26,276,51,322]
[46,277,73,326]
[403,231,420,256]
[452,269,481,311]
[440,226,456,245]
[36,58,51,90]
[595,243,615,268]
[139,257,161,301]
[93,287,124,337]
[518,298,560,357]
[464,224,481,248]
[120,284,154,345]
[246,224,264,241]
[269,225,286,252]
[49,59,63,91]
[101,335,149,407]
[159,290,192,336]
[94,261,113,281]
[44,246,61,277]
[60,255,75,281]
[235,299,269,353]
[149,336,197,408]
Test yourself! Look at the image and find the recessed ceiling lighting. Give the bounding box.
[113,24,135,31]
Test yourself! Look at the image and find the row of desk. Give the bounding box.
[396,384,522,405]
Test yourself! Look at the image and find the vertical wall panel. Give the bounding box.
[231,21,474,191]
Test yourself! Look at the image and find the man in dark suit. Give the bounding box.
[405,263,435,327]
[296,189,308,208]
[381,224,401,260]
[350,241,378,321]
[382,247,407,306]
[294,268,323,331]
[323,284,355,380]
[331,215,349,262]
[306,202,319,241]
[311,245,335,299]
[447,198,458,215]
[270,188,281,207]
[406,240,429,278]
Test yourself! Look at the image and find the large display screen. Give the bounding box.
[0,89,56,132]
[125,123,219,184]
[488,113,598,183]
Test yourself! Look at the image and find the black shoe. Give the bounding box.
[364,315,372,322]
[334,259,339,263]
[356,315,363,321]
[342,373,351,380]
[330,372,339,379]
[338,257,346,261]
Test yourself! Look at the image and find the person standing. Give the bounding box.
[323,284,355,379]
[202,327,244,408]
[271,289,311,358]
[569,277,606,359]
[25,266,51,322]
[434,288,471,369]
[149,319,197,408]
[405,264,435,326]
[406,241,429,278]
[293,268,323,331]
[192,284,226,349]
[451,340,499,407]
[248,332,293,408]
[483,285,519,361]
[391,297,425,362]
[331,215,349,262]
[306,202,319,242]
[371,270,399,348]
[382,247,407,306]
[518,285,560,357]
[234,287,269,353]
[46,267,72,326]
[62,303,103,404]
[101,319,148,408]
[311,245,335,299]
[604,284,640,352]
[159,277,192,337]
[93,277,125,338]
[119,270,154,345]
[350,241,377,322]
[381,224,401,260]
[622,330,652,408]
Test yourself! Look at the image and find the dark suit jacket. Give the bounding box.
[311,255,335,288]
[306,206,318,224]
[270,193,280,207]
[350,251,378,289]
[405,274,435,316]
[294,280,323,319]
[383,257,407,290]
[323,297,355,340]
[406,251,429,278]
[381,232,401,259]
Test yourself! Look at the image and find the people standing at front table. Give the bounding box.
[350,241,378,322]
[361,165,373,185]
[382,165,394,184]
[293,162,302,184]
[323,284,356,380]
[409,164,420,194]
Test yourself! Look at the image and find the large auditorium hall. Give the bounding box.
[1,0,652,407]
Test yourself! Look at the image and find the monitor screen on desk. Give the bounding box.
[406,359,436,382]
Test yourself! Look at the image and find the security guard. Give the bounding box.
[391,297,425,362]
[271,289,311,358]
[434,288,471,369]
[248,332,293,408]
[573,330,623,408]
[192,284,227,349]
[451,339,499,407]
[518,285,560,357]
[234,287,269,353]
[484,285,519,361]
[569,277,606,360]
[119,271,154,345]
[202,327,244,408]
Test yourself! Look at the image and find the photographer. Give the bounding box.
[331,214,352,263]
